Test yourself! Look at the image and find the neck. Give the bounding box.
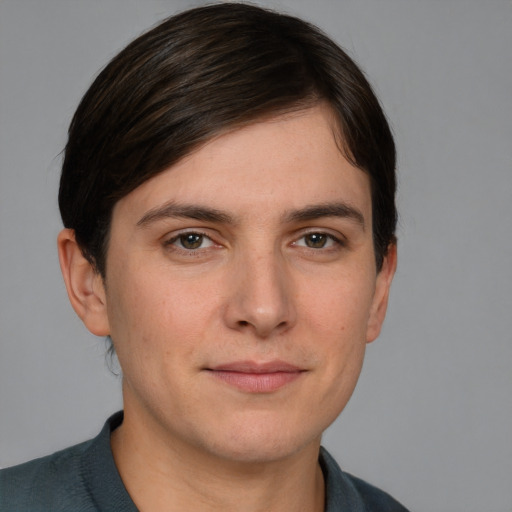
[111,408,325,512]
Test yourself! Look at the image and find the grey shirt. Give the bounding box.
[0,412,409,511]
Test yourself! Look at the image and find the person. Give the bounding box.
[0,3,408,511]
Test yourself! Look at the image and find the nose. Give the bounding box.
[223,249,297,338]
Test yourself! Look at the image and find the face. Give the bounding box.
[85,105,395,463]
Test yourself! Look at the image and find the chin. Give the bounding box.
[198,421,323,465]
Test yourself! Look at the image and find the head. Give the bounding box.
[57,4,397,464]
[59,3,396,278]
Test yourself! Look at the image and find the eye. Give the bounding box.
[167,232,214,250]
[294,232,341,249]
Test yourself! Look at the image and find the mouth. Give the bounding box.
[205,360,306,393]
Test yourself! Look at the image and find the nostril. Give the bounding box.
[239,321,249,327]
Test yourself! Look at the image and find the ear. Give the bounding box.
[366,243,397,343]
[57,229,110,336]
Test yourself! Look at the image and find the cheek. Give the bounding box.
[303,271,376,337]
[299,269,374,396]
[105,266,221,365]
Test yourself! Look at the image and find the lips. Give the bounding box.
[206,360,305,393]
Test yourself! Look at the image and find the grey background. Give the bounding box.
[1,1,511,511]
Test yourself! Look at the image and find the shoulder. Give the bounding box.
[320,447,410,512]
[344,473,410,512]
[0,439,95,511]
[1,412,135,512]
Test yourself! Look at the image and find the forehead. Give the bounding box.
[112,105,372,226]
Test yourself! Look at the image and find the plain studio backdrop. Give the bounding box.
[1,1,511,511]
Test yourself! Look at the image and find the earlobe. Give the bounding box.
[366,243,397,343]
[57,229,110,336]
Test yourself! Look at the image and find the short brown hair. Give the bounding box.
[59,3,396,276]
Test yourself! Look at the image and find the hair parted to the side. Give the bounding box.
[59,2,396,278]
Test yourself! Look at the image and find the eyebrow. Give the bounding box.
[137,202,234,227]
[136,200,365,230]
[283,202,366,230]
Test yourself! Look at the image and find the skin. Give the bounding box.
[58,105,396,512]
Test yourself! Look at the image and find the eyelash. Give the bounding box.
[163,230,344,254]
[292,231,344,250]
[163,231,215,253]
